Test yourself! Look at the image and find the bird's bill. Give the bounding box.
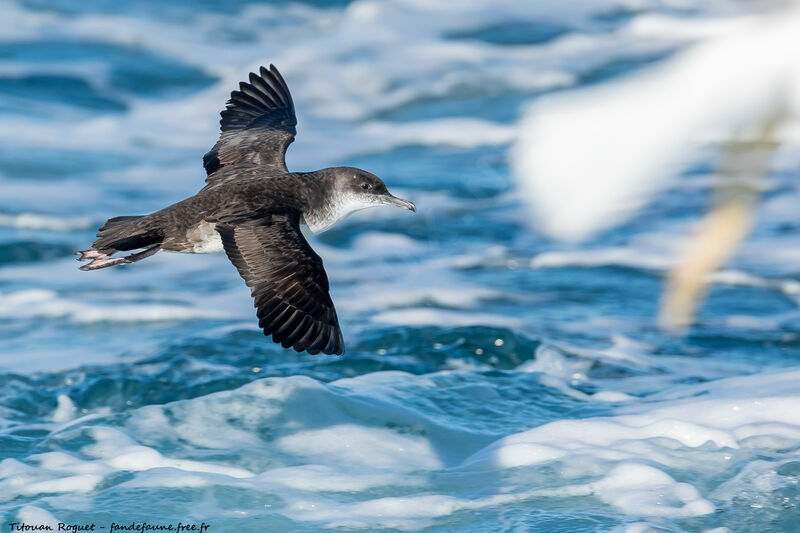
[382,193,416,212]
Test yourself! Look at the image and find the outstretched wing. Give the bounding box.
[217,214,344,355]
[203,64,297,188]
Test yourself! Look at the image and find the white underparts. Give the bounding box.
[187,221,224,253]
[303,192,381,234]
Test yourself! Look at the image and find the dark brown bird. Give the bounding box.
[76,65,415,355]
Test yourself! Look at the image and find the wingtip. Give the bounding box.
[321,329,344,356]
[253,64,281,80]
[320,346,344,356]
[334,330,345,355]
[322,338,345,356]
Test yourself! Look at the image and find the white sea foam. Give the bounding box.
[0,213,92,231]
[529,235,800,312]
[373,308,524,328]
[710,269,800,304]
[517,345,636,402]
[258,464,420,493]
[0,427,254,502]
[16,506,61,530]
[340,285,503,313]
[0,288,230,324]
[465,368,800,472]
[276,424,442,470]
[2,364,798,528]
[50,395,77,423]
[89,434,255,479]
[0,455,105,501]
[589,463,714,517]
[280,461,715,528]
[320,231,424,261]
[530,246,675,270]
[359,118,516,149]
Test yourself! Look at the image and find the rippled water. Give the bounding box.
[1,0,799,531]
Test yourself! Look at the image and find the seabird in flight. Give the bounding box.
[77,64,415,355]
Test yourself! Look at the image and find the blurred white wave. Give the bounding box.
[512,3,800,241]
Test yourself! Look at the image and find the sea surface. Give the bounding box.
[1,1,799,531]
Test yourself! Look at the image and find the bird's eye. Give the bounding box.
[361,183,371,190]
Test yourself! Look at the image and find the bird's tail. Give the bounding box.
[77,215,163,271]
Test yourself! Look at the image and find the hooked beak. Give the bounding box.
[383,193,416,212]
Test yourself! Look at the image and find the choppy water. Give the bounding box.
[1,0,799,531]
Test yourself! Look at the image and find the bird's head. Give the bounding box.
[334,167,416,213]
[303,167,415,234]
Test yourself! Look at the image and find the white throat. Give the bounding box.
[303,191,379,234]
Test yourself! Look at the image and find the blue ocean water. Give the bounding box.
[1,0,799,531]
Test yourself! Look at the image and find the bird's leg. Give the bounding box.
[76,249,111,261]
[76,245,160,271]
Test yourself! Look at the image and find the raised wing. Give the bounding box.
[217,214,344,355]
[203,65,297,188]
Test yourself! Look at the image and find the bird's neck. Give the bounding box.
[302,190,364,234]
[297,173,374,234]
